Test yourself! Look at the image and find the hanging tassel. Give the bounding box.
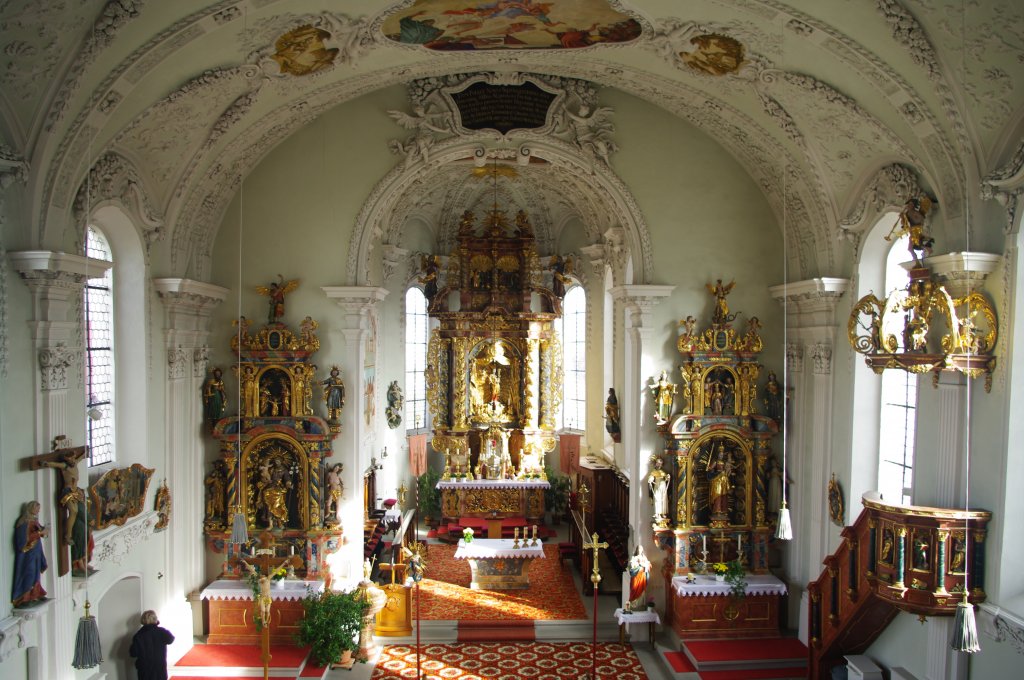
[950,593,980,653]
[775,502,793,541]
[230,508,249,545]
[72,601,103,669]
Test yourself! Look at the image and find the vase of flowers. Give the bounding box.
[463,526,474,543]
[711,562,728,582]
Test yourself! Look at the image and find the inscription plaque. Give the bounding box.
[451,81,556,134]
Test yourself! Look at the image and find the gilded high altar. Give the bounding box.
[203,316,341,580]
[424,204,563,521]
[659,283,780,575]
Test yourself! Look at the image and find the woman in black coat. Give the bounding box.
[129,610,174,680]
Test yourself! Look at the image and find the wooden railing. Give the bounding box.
[807,493,991,679]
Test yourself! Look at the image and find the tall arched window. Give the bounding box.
[405,287,429,430]
[85,226,115,466]
[877,234,917,504]
[559,284,586,431]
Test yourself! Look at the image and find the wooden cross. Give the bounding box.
[584,532,608,587]
[251,532,279,680]
[25,439,88,577]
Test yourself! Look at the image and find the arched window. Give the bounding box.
[85,226,115,466]
[877,234,917,504]
[559,284,586,431]
[405,287,429,430]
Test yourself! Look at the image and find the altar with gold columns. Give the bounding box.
[423,200,565,519]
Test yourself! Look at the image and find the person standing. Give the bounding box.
[129,610,174,680]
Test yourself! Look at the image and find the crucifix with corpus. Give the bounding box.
[24,436,89,577]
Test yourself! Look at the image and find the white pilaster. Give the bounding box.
[609,284,673,617]
[322,286,388,585]
[153,278,228,604]
[769,278,849,589]
[11,251,111,680]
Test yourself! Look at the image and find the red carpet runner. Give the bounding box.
[372,642,646,679]
[665,637,808,680]
[170,644,328,680]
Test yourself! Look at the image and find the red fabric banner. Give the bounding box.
[408,433,429,476]
[559,433,580,475]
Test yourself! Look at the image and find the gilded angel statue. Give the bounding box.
[256,275,299,323]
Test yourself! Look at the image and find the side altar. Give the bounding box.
[201,308,344,585]
[649,281,787,638]
[422,188,567,520]
[200,579,325,645]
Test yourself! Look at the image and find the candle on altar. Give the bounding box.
[702,534,707,553]
[514,527,519,541]
[532,525,537,540]
[290,545,295,556]
[737,533,743,553]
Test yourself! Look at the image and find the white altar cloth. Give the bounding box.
[437,479,550,490]
[200,579,324,602]
[671,574,787,597]
[614,608,661,626]
[454,538,545,560]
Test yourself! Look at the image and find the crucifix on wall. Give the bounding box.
[25,437,89,577]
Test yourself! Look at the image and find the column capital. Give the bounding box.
[786,342,804,374]
[609,284,675,328]
[10,251,112,345]
[153,278,229,337]
[810,342,833,375]
[923,251,1001,298]
[321,286,389,326]
[39,343,79,391]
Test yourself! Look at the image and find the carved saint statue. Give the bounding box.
[706,278,735,325]
[12,500,48,607]
[325,463,344,523]
[256,274,299,324]
[764,371,783,423]
[707,444,734,518]
[386,380,404,429]
[647,456,671,525]
[204,460,228,527]
[627,546,651,611]
[604,388,621,443]
[202,367,227,428]
[648,370,677,423]
[321,366,345,422]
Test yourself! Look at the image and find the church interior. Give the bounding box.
[2,1,1023,679]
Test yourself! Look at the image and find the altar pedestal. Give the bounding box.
[200,579,324,645]
[454,538,545,590]
[671,575,786,639]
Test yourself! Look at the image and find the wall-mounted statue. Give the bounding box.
[648,370,677,424]
[386,380,404,429]
[32,444,92,576]
[647,455,671,528]
[604,388,621,443]
[322,366,345,430]
[202,367,227,429]
[204,460,228,531]
[12,500,48,607]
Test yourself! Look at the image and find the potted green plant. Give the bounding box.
[296,588,369,668]
[724,559,747,600]
[417,467,442,527]
[544,468,571,524]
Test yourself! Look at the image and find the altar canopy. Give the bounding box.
[423,199,568,519]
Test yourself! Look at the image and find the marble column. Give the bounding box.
[609,284,673,625]
[322,286,388,585]
[11,250,112,680]
[153,279,228,606]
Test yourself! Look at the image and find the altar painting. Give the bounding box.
[382,0,642,50]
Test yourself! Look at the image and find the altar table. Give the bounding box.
[454,538,545,590]
[437,479,549,524]
[200,579,324,644]
[670,574,787,639]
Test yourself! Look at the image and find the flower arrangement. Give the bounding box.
[711,562,729,575]
[462,526,474,543]
[724,559,747,600]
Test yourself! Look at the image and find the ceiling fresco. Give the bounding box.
[381,0,641,49]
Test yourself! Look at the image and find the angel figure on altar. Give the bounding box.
[627,546,651,612]
[256,275,299,324]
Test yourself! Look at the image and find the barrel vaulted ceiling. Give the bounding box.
[1,0,1022,281]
